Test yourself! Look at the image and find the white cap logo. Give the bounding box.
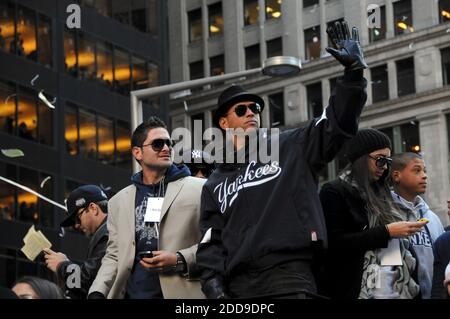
[75,198,86,207]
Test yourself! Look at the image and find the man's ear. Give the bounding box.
[132,146,142,162]
[392,170,401,184]
[219,117,228,130]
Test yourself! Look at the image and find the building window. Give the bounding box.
[64,29,77,77]
[396,57,415,97]
[265,0,282,20]
[0,2,15,53]
[208,2,223,36]
[189,61,204,80]
[97,116,115,165]
[132,56,159,90]
[327,18,344,47]
[371,64,389,103]
[77,32,96,81]
[112,0,130,25]
[0,163,54,228]
[394,0,414,36]
[244,0,259,26]
[306,82,323,119]
[379,122,420,154]
[130,0,147,33]
[268,92,284,127]
[245,44,260,69]
[16,6,36,61]
[0,81,16,136]
[439,0,450,23]
[267,37,282,58]
[0,81,53,146]
[304,26,321,61]
[188,8,202,42]
[64,104,131,169]
[79,109,97,161]
[96,40,113,87]
[113,48,130,95]
[190,113,205,144]
[210,55,225,76]
[116,121,131,170]
[303,0,319,7]
[37,14,52,67]
[442,47,450,85]
[368,5,386,43]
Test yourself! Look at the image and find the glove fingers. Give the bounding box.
[325,47,340,60]
[352,27,360,43]
[342,21,350,40]
[335,21,344,43]
[326,25,339,49]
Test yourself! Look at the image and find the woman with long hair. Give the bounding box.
[318,129,427,299]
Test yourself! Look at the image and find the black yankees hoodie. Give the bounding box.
[196,70,368,294]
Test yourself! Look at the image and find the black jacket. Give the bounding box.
[197,70,367,294]
[431,231,450,299]
[318,180,391,299]
[57,219,109,299]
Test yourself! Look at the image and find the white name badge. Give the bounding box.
[144,197,164,223]
[379,239,403,266]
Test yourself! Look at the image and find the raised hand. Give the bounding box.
[326,20,368,71]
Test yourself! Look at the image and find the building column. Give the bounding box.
[223,0,244,72]
[343,0,368,46]
[321,78,330,109]
[387,60,398,100]
[201,0,210,77]
[319,0,327,57]
[414,47,443,93]
[412,0,439,31]
[285,83,307,125]
[364,68,373,106]
[261,95,270,128]
[385,0,395,40]
[282,0,303,60]
[418,112,450,226]
[168,0,188,82]
[258,0,267,63]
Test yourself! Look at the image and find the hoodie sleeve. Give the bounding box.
[196,185,228,298]
[290,69,367,171]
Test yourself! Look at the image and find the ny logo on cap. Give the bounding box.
[75,198,86,207]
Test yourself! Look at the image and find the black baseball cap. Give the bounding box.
[61,185,108,227]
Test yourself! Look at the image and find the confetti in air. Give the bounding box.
[38,90,55,109]
[40,176,52,188]
[1,149,24,158]
[30,74,40,86]
[4,94,16,105]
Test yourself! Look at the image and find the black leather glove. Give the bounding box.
[87,291,106,299]
[326,20,368,71]
[202,277,229,299]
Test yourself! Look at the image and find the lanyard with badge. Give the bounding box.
[144,178,165,238]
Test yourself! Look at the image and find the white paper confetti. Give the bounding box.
[38,90,55,109]
[30,74,40,86]
[40,176,52,188]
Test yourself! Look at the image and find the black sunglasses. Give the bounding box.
[75,207,87,225]
[228,103,262,117]
[189,165,212,178]
[369,155,392,168]
[142,138,174,152]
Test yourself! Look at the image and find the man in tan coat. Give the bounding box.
[88,116,205,299]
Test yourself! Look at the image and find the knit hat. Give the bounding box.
[346,129,392,163]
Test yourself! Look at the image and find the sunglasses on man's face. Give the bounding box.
[369,155,392,168]
[142,138,174,152]
[228,103,262,117]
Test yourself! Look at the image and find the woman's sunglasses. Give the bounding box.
[142,138,174,152]
[228,103,262,117]
[369,155,392,168]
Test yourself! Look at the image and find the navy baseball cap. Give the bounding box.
[61,185,108,227]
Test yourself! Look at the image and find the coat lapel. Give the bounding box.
[126,185,136,236]
[160,179,184,222]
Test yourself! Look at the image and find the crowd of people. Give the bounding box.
[1,21,450,300]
